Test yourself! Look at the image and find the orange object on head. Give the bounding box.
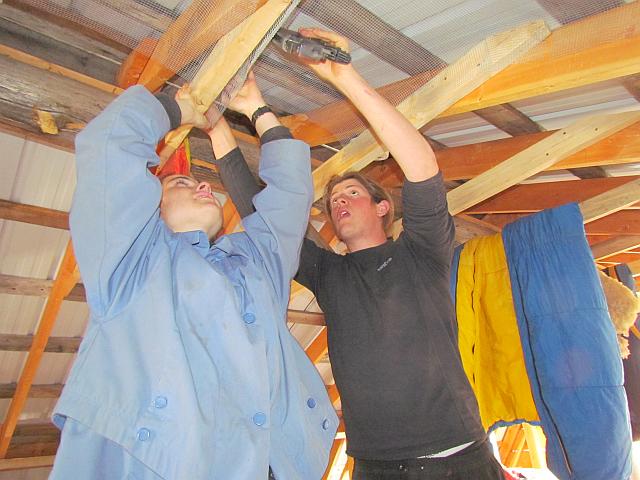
[152,139,192,180]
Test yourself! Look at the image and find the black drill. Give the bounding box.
[272,29,351,64]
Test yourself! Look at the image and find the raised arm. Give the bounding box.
[213,74,312,302]
[71,86,207,314]
[299,28,438,182]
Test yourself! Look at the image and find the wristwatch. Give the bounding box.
[251,105,272,125]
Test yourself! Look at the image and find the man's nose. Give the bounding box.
[197,182,212,194]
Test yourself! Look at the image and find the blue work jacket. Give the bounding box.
[53,86,338,479]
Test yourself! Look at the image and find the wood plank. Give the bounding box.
[0,200,69,230]
[136,0,257,91]
[281,2,640,146]
[311,20,550,201]
[467,176,640,214]
[440,122,640,181]
[322,439,346,480]
[160,0,298,159]
[0,275,53,297]
[591,235,640,260]
[0,4,124,84]
[0,383,63,399]
[580,178,640,223]
[287,310,325,327]
[446,111,640,215]
[0,455,55,471]
[473,103,544,136]
[0,335,81,354]
[521,423,547,469]
[484,210,640,236]
[0,242,79,458]
[305,329,328,364]
[0,273,85,302]
[596,251,640,265]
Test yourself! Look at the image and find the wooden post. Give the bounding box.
[0,241,79,457]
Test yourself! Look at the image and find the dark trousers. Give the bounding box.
[352,439,505,480]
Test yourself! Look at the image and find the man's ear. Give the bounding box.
[375,200,390,217]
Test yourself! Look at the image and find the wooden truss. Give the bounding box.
[0,0,639,475]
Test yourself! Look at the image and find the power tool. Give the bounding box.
[272,29,351,64]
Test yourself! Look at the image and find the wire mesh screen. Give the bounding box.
[13,0,634,145]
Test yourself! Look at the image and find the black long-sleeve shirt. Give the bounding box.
[215,141,486,460]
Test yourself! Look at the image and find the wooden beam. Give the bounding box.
[160,0,298,158]
[591,235,640,260]
[136,0,257,91]
[281,2,640,146]
[473,103,544,136]
[484,210,640,237]
[452,215,502,244]
[0,455,55,471]
[311,20,550,201]
[0,242,79,458]
[0,274,85,302]
[596,251,640,265]
[0,335,80,354]
[305,329,328,364]
[0,383,63,398]
[580,178,640,223]
[0,200,69,230]
[322,438,346,480]
[446,111,640,215]
[441,122,640,182]
[0,4,124,85]
[467,176,640,214]
[287,310,325,327]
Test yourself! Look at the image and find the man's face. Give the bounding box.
[160,175,222,239]
[329,178,387,243]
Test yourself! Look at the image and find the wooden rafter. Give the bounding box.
[580,178,640,223]
[467,176,640,214]
[311,20,550,201]
[0,242,79,457]
[281,2,640,146]
[136,0,257,92]
[592,236,640,261]
[0,335,81,354]
[446,112,640,215]
[0,455,55,471]
[160,0,297,159]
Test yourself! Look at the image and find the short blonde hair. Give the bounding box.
[323,172,395,234]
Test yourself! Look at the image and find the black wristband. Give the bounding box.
[251,105,272,125]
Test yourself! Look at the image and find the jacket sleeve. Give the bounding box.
[214,147,260,218]
[69,86,168,316]
[240,139,312,304]
[401,172,455,272]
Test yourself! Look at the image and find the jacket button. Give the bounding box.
[153,396,168,409]
[137,428,151,441]
[253,412,267,426]
[243,312,256,324]
[307,398,316,409]
[322,419,330,430]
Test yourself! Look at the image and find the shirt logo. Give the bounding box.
[377,257,393,272]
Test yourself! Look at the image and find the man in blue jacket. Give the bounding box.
[50,74,337,479]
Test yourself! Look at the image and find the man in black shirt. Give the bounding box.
[211,30,504,480]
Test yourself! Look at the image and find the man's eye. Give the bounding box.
[350,190,358,195]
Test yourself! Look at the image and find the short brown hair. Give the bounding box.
[323,172,395,233]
